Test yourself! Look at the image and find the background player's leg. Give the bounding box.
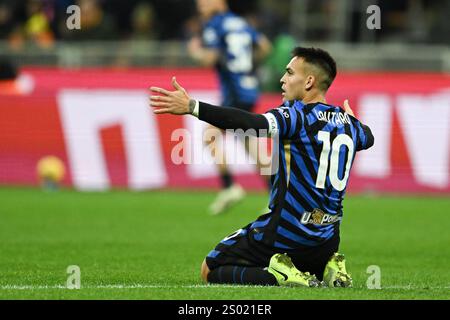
[204,124,231,187]
[243,135,272,192]
[205,124,245,215]
[235,102,272,194]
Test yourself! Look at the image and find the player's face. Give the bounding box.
[280,57,307,102]
[196,0,222,19]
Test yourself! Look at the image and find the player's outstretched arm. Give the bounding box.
[187,37,219,67]
[150,77,269,135]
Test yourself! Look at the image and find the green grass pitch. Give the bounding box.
[0,187,449,299]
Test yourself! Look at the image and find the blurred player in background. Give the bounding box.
[188,0,272,215]
[0,58,33,95]
[150,47,374,287]
[0,58,20,94]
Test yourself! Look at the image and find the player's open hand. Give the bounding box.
[150,77,191,115]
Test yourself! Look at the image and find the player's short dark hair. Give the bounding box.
[292,47,337,91]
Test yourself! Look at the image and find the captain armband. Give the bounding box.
[262,113,279,137]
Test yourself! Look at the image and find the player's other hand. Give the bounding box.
[187,36,202,56]
[343,99,355,117]
[150,77,191,115]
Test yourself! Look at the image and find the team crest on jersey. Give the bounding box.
[311,209,324,224]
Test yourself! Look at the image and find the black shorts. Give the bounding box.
[205,223,340,280]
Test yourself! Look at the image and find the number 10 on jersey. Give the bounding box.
[316,131,354,191]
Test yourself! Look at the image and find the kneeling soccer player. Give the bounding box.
[150,47,374,287]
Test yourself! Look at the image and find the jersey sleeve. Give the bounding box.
[263,101,303,139]
[355,121,375,151]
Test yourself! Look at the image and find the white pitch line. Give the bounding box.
[0,284,247,290]
[1,284,449,290]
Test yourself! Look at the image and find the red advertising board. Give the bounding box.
[1,68,449,194]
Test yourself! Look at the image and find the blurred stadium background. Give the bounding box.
[0,0,449,299]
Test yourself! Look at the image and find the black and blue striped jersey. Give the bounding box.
[251,100,374,248]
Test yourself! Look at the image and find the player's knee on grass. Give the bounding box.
[201,259,210,283]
